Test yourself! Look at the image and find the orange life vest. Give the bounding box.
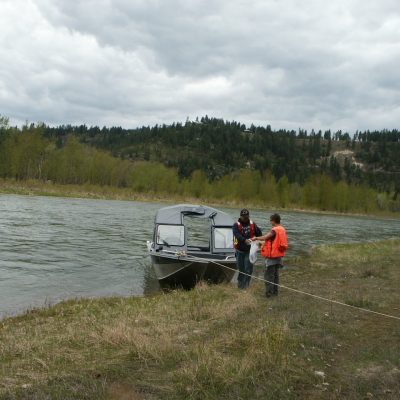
[261,225,288,258]
[234,220,255,250]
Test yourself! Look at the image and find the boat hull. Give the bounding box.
[150,253,237,289]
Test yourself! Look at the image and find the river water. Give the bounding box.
[0,194,399,318]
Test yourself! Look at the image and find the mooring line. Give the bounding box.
[178,253,400,321]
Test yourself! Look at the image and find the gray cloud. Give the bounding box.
[0,0,399,131]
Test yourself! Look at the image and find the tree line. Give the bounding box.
[0,118,399,214]
[40,116,400,194]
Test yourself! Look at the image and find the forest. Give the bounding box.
[0,115,399,214]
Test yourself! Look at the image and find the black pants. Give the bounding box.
[265,264,280,296]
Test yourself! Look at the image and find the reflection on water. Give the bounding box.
[0,194,399,318]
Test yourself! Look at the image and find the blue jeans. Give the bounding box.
[236,250,253,289]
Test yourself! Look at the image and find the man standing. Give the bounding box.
[232,209,262,289]
[252,213,288,297]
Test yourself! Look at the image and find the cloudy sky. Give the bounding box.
[0,0,399,131]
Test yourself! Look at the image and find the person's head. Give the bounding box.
[270,213,281,227]
[239,208,250,223]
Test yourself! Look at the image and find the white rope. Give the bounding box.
[180,253,400,322]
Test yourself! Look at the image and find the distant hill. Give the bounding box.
[43,116,400,193]
[1,115,399,214]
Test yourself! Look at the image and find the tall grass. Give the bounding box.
[1,239,400,399]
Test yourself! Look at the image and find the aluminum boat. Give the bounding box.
[147,204,237,288]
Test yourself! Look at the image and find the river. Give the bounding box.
[0,194,399,318]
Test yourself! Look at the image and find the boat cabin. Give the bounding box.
[152,204,234,257]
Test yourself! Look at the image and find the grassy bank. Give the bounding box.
[0,178,398,219]
[1,239,399,399]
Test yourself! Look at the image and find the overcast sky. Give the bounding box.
[0,0,399,131]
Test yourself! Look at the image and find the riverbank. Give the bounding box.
[1,239,399,399]
[0,178,398,219]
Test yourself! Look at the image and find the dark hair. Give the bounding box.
[270,213,281,223]
[240,208,250,216]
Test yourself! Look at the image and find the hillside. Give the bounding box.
[0,116,399,214]
[42,117,400,192]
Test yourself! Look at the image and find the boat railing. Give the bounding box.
[149,246,236,261]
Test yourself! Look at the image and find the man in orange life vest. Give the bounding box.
[252,213,288,297]
[232,209,262,289]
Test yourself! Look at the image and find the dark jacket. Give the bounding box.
[232,220,262,252]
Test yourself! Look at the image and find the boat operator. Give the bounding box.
[232,209,262,289]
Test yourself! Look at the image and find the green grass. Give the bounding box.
[1,239,400,399]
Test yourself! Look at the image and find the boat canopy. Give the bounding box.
[154,204,234,226]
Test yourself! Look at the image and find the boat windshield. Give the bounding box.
[214,227,234,249]
[156,225,185,247]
